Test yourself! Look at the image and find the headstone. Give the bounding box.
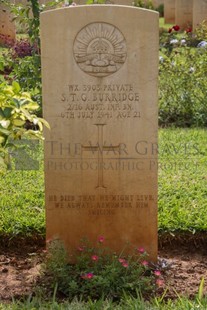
[193,0,207,30]
[0,3,16,45]
[175,0,193,29]
[74,0,163,7]
[164,0,175,24]
[76,0,134,5]
[41,5,159,261]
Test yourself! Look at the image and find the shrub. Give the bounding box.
[44,237,163,301]
[0,81,49,169]
[159,24,207,127]
[134,0,155,10]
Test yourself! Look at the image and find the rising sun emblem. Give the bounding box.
[73,22,127,77]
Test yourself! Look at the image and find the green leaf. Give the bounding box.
[1,107,13,118]
[0,127,10,135]
[13,119,26,126]
[198,277,205,301]
[12,81,21,93]
[0,136,5,144]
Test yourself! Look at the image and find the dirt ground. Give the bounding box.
[0,237,207,303]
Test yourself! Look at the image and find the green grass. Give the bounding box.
[158,128,207,232]
[0,294,207,309]
[0,142,45,237]
[0,128,207,238]
[159,17,173,30]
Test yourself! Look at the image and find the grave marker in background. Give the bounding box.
[193,0,207,30]
[164,0,175,24]
[41,5,159,261]
[175,0,193,29]
[0,2,16,45]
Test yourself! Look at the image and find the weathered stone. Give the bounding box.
[175,0,193,29]
[41,5,159,261]
[164,0,175,24]
[193,0,207,30]
[0,2,16,45]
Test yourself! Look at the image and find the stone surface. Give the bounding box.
[175,0,193,29]
[164,0,175,24]
[193,0,207,30]
[0,3,16,44]
[75,0,163,7]
[76,0,134,5]
[41,5,159,261]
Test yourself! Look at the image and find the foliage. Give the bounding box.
[1,293,207,310]
[134,0,154,10]
[159,24,207,127]
[11,39,38,59]
[44,237,161,301]
[1,0,64,116]
[194,21,207,42]
[157,4,164,17]
[0,81,49,169]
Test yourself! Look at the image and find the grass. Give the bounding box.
[158,128,207,232]
[0,294,207,309]
[159,17,173,30]
[0,128,207,239]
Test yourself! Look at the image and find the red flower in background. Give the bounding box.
[186,27,192,33]
[137,247,145,254]
[91,255,99,262]
[173,25,180,31]
[98,236,104,243]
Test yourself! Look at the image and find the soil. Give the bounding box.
[0,236,207,303]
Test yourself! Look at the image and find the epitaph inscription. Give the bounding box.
[73,23,127,77]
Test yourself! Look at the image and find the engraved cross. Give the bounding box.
[82,124,120,189]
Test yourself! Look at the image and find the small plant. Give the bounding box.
[134,0,154,10]
[44,236,163,301]
[11,39,38,59]
[0,81,49,169]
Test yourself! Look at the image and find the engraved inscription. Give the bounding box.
[82,124,121,189]
[60,83,140,120]
[73,23,127,77]
[48,194,154,215]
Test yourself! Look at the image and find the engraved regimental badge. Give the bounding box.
[73,22,127,77]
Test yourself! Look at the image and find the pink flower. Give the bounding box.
[86,272,94,279]
[141,260,148,266]
[91,255,99,261]
[156,279,164,287]
[137,247,145,254]
[98,236,104,243]
[77,246,84,252]
[118,258,126,264]
[81,272,94,279]
[122,262,129,268]
[154,270,161,277]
